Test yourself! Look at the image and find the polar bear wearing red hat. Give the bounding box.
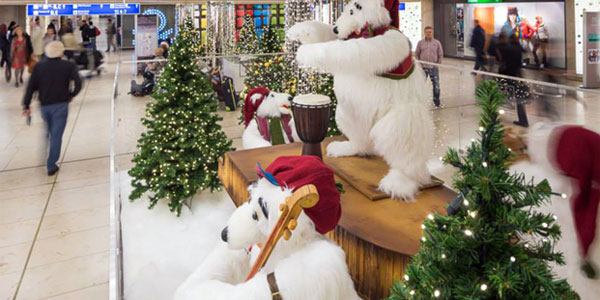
[288,0,434,200]
[174,156,360,300]
[242,87,300,149]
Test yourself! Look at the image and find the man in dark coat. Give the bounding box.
[470,20,486,71]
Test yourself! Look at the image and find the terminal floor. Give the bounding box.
[0,52,598,300]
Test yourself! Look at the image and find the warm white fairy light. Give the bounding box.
[479,126,485,131]
[510,256,516,262]
[464,199,470,206]
[465,229,473,236]
[439,156,443,161]
[553,215,558,221]
[428,213,434,220]
[441,253,446,259]
[482,162,488,167]
[410,290,415,295]
[561,193,567,199]
[421,224,426,229]
[481,284,488,291]
[404,275,409,281]
[542,223,548,228]
[434,290,441,297]
[471,138,476,142]
[470,211,477,218]
[499,109,505,114]
[422,237,426,242]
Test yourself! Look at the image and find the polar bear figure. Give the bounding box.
[174,156,360,300]
[288,0,434,200]
[242,87,300,149]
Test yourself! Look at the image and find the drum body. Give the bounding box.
[291,95,332,159]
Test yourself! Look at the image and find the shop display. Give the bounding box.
[135,15,158,59]
[291,94,332,158]
[235,15,258,54]
[391,81,578,299]
[290,0,434,200]
[128,18,233,216]
[398,2,422,51]
[242,87,298,149]
[462,2,565,68]
[174,156,359,300]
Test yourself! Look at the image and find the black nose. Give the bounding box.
[288,96,293,101]
[221,226,228,242]
[333,26,338,34]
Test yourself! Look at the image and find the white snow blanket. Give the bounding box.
[119,172,235,300]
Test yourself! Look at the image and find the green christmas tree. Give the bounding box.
[389,81,578,299]
[258,25,283,53]
[236,15,258,54]
[128,18,234,216]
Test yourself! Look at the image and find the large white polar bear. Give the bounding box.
[174,156,360,300]
[288,0,434,200]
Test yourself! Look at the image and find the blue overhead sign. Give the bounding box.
[27,3,140,16]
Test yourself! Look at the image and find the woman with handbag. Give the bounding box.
[10,26,33,87]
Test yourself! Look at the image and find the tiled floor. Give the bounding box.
[0,50,598,300]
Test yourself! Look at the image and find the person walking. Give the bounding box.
[497,34,529,127]
[22,41,82,176]
[87,21,98,51]
[10,26,33,87]
[416,26,444,107]
[470,20,486,71]
[30,17,45,62]
[105,18,117,52]
[42,25,59,61]
[0,24,9,68]
[79,20,90,47]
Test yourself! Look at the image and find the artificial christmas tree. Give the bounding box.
[389,81,578,299]
[235,15,258,54]
[128,18,234,216]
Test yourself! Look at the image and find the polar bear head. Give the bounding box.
[244,87,293,127]
[220,156,342,252]
[333,0,392,39]
[256,91,293,117]
[220,178,314,251]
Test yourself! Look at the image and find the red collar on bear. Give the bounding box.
[347,23,415,80]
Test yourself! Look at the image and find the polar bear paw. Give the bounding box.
[326,141,360,158]
[378,169,419,202]
[288,21,336,44]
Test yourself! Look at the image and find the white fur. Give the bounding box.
[290,0,434,200]
[243,91,301,149]
[174,179,360,300]
[287,21,337,44]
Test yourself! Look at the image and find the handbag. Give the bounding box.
[27,54,37,74]
[95,27,101,36]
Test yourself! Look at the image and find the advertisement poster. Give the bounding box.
[583,11,600,88]
[135,15,158,59]
[463,2,565,69]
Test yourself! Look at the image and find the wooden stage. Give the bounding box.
[218,138,456,299]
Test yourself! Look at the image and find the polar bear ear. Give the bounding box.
[250,93,264,104]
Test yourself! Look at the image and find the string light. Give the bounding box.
[428,213,434,220]
[480,284,488,291]
[542,223,548,228]
[499,109,505,114]
[510,256,516,262]
[410,290,415,295]
[441,254,446,259]
[561,193,567,199]
[404,275,409,281]
[482,162,488,167]
[465,229,473,236]
[434,290,441,297]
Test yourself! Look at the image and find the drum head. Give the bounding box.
[293,94,331,106]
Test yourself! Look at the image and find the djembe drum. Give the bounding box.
[291,94,332,159]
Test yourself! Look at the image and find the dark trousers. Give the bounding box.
[423,68,440,106]
[40,102,69,173]
[474,51,487,71]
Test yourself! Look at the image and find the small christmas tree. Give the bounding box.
[389,81,578,299]
[236,15,258,54]
[258,25,283,53]
[315,73,341,137]
[128,18,234,216]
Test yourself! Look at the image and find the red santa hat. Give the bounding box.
[553,126,600,277]
[243,86,270,127]
[384,0,399,28]
[257,156,342,235]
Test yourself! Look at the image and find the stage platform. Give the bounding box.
[218,138,457,299]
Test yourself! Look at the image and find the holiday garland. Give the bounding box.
[128,18,234,216]
[389,81,578,299]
